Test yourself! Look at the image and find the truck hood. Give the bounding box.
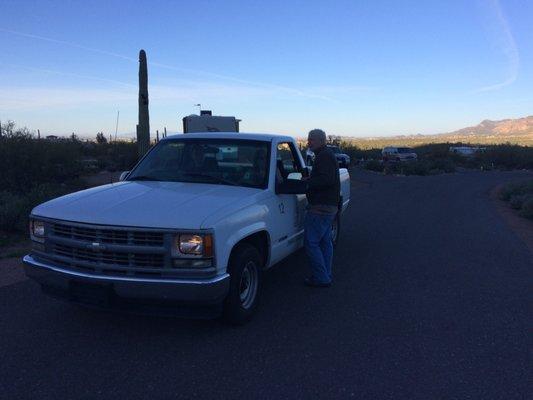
[32,181,261,230]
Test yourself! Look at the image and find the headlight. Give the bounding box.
[175,234,213,257]
[30,219,45,243]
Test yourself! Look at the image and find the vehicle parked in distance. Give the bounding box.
[305,148,315,166]
[327,145,351,168]
[306,145,350,168]
[23,133,350,324]
[449,146,486,156]
[382,146,418,162]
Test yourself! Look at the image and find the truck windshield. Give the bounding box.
[128,139,270,188]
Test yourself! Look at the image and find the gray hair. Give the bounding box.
[308,129,327,144]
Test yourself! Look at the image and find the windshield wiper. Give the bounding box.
[128,175,162,181]
[182,172,238,186]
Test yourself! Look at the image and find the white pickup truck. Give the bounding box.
[24,133,350,323]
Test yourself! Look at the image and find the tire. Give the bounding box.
[331,213,341,248]
[223,243,262,324]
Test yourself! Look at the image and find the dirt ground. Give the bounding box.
[0,257,27,287]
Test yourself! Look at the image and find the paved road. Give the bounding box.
[1,169,531,399]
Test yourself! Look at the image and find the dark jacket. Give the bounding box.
[307,146,340,207]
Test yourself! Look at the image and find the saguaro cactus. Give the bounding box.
[136,49,150,156]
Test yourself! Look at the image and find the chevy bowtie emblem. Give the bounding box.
[87,242,106,251]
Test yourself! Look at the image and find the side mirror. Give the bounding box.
[119,171,130,181]
[287,172,302,180]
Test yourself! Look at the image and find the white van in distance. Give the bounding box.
[382,146,418,162]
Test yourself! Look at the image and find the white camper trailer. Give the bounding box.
[183,110,240,133]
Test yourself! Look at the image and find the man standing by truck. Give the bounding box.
[303,129,340,287]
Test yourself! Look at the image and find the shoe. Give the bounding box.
[304,277,331,288]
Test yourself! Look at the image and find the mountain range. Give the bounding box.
[344,115,533,147]
[441,115,533,139]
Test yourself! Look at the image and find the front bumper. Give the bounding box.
[23,254,230,307]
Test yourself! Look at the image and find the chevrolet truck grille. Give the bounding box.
[52,222,164,246]
[35,220,170,277]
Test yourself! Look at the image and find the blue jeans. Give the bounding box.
[304,211,336,284]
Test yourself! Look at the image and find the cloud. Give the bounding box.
[0,81,314,111]
[0,28,368,102]
[0,28,137,62]
[473,0,519,93]
[0,59,377,110]
[0,63,137,88]
[0,87,135,110]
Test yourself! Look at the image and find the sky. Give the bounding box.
[1,0,532,138]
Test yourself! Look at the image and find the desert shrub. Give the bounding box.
[414,143,533,171]
[0,182,85,233]
[0,121,140,234]
[315,141,532,173]
[365,160,384,172]
[509,194,527,209]
[105,142,139,171]
[519,196,533,219]
[428,158,456,173]
[499,181,533,201]
[340,143,382,161]
[0,135,84,193]
[383,162,401,175]
[499,180,533,220]
[321,138,533,171]
[380,158,456,176]
[475,144,533,170]
[0,125,139,194]
[0,191,29,232]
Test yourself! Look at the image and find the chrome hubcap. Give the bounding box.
[239,261,258,309]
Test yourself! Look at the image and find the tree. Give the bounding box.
[327,135,341,146]
[0,120,32,139]
[96,132,107,144]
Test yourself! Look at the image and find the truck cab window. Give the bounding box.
[276,143,301,182]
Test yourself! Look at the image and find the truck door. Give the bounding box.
[270,142,307,262]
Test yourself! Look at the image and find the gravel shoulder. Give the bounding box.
[491,181,533,255]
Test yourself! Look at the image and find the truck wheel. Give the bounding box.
[332,214,341,248]
[223,243,262,324]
